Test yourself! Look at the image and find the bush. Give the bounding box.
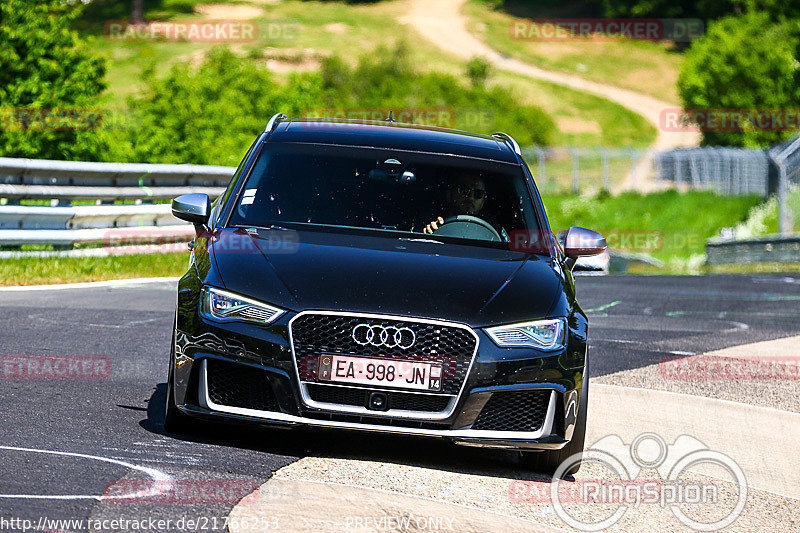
[99,48,313,166]
[101,43,555,165]
[0,0,107,160]
[678,12,800,147]
[466,57,491,88]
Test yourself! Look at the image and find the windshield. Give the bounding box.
[227,142,544,250]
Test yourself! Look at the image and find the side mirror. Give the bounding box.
[562,226,607,270]
[172,193,211,233]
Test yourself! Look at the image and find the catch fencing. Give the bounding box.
[521,145,774,196]
[654,147,771,196]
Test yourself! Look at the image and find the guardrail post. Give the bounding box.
[534,147,546,185]
[569,147,579,194]
[778,163,789,235]
[628,148,637,190]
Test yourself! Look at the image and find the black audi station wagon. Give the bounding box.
[166,113,606,475]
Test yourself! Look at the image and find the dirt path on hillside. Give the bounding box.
[399,0,700,190]
[194,3,263,20]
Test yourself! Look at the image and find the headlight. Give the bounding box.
[200,287,285,324]
[485,318,567,349]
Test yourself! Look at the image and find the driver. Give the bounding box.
[423,174,508,240]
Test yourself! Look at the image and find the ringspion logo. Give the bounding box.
[510,433,747,531]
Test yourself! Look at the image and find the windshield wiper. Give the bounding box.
[398,237,444,244]
[236,224,293,232]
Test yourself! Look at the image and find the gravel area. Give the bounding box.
[271,456,799,531]
[594,357,800,413]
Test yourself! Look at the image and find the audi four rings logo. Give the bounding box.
[352,324,416,349]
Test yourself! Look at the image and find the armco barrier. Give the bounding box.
[0,157,234,252]
[0,157,234,187]
[706,234,800,265]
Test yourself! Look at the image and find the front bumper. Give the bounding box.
[185,359,569,449]
[172,302,587,451]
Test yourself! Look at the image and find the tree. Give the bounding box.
[0,0,107,160]
[496,0,800,22]
[131,0,144,22]
[678,12,800,147]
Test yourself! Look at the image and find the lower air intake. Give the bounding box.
[206,359,279,412]
[471,390,551,432]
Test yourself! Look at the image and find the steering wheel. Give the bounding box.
[433,215,502,242]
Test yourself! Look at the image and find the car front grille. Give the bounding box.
[206,358,279,412]
[290,313,477,396]
[306,384,452,413]
[471,390,551,432]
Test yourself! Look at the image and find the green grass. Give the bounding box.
[541,190,763,264]
[464,0,686,104]
[79,0,656,148]
[732,186,800,237]
[0,253,188,286]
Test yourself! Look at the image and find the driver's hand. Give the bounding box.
[423,216,445,234]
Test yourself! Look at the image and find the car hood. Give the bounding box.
[211,228,564,327]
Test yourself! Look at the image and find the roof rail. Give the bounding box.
[492,132,522,156]
[264,113,287,134]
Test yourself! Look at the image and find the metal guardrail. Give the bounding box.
[769,134,800,234]
[0,204,177,230]
[0,157,235,187]
[706,234,800,265]
[0,184,225,201]
[0,157,235,252]
[0,225,195,248]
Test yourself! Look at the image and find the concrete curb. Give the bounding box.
[227,478,563,533]
[0,276,179,291]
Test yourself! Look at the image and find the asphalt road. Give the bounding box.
[0,274,798,531]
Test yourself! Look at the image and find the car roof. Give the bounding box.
[267,118,520,164]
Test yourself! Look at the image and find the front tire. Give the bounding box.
[521,368,589,478]
[164,341,193,434]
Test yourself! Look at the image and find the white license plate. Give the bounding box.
[318,355,442,391]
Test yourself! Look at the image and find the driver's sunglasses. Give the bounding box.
[455,185,487,199]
